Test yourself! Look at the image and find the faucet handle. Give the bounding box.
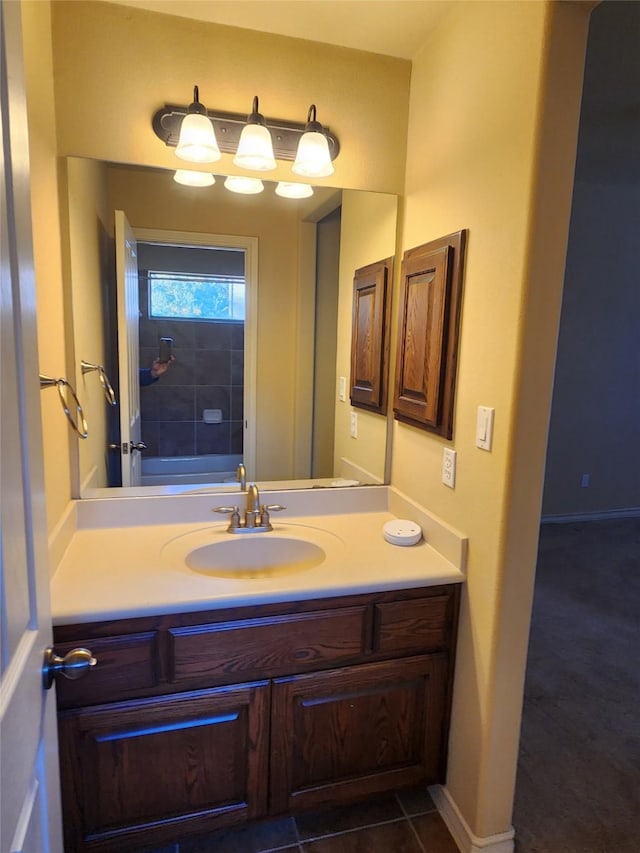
[213,506,238,514]
[262,504,286,513]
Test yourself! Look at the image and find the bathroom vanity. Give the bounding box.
[50,489,465,852]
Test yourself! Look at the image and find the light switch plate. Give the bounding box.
[442,448,456,488]
[339,376,346,402]
[476,406,495,451]
[350,411,358,438]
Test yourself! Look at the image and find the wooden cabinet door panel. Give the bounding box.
[350,257,393,413]
[54,631,160,709]
[169,607,368,685]
[270,655,448,814]
[394,246,451,427]
[58,683,270,852]
[393,231,466,438]
[373,594,453,656]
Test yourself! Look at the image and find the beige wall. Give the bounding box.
[393,0,591,839]
[50,0,410,195]
[20,0,71,536]
[334,191,398,482]
[64,158,112,490]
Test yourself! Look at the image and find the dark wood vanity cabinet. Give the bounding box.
[54,585,460,852]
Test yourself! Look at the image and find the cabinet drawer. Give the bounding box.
[373,594,452,655]
[55,632,159,709]
[169,606,368,684]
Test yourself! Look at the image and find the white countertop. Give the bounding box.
[50,489,467,626]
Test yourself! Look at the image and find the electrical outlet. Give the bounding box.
[350,411,358,438]
[442,448,456,488]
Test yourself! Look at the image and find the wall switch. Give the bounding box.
[350,411,358,438]
[580,473,590,487]
[476,406,495,451]
[442,447,456,488]
[339,376,346,402]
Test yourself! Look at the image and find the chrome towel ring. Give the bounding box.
[80,361,117,406]
[39,375,89,438]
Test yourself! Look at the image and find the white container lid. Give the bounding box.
[383,519,423,546]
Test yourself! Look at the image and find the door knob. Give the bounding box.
[129,441,147,453]
[43,647,97,690]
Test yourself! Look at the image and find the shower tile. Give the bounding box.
[157,386,195,421]
[141,422,159,457]
[140,384,161,420]
[160,348,196,387]
[195,386,231,420]
[196,422,231,455]
[195,350,231,385]
[194,321,231,351]
[230,421,243,455]
[231,386,244,421]
[231,350,244,385]
[152,319,196,349]
[157,422,195,456]
[231,322,244,351]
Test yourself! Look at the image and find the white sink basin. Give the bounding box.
[186,536,326,578]
[161,523,345,580]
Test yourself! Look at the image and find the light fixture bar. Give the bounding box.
[152,103,340,163]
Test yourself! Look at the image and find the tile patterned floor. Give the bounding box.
[147,787,459,852]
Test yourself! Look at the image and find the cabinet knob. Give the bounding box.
[42,647,97,690]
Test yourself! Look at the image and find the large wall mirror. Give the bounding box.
[63,157,398,497]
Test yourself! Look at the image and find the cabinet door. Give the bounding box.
[58,683,270,853]
[270,655,448,815]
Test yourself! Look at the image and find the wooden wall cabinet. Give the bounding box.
[393,231,467,438]
[350,257,393,413]
[54,584,460,852]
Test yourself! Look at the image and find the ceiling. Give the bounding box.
[100,0,450,59]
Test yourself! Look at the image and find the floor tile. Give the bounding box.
[301,819,423,852]
[180,816,299,853]
[410,812,459,852]
[396,785,437,816]
[295,795,403,840]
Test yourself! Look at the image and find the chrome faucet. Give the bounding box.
[236,462,246,491]
[213,482,286,533]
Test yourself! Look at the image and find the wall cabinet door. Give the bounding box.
[269,655,448,815]
[58,682,270,853]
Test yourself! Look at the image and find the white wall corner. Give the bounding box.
[47,499,78,578]
[428,785,515,853]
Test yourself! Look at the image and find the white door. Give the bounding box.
[0,2,63,851]
[115,210,143,486]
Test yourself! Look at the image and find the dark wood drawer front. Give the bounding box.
[55,632,159,709]
[373,595,451,655]
[169,607,368,684]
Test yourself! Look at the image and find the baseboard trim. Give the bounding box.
[541,507,640,524]
[428,785,515,853]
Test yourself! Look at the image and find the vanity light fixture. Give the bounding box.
[224,175,264,195]
[153,88,340,172]
[173,169,216,187]
[275,181,314,199]
[292,105,335,178]
[175,86,221,164]
[233,97,277,172]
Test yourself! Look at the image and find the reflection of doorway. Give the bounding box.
[134,229,257,485]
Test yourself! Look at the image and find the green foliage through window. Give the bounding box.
[148,271,245,321]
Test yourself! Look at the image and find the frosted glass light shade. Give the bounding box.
[175,113,221,163]
[224,175,264,195]
[292,131,334,177]
[173,170,216,187]
[234,124,276,171]
[275,181,314,199]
